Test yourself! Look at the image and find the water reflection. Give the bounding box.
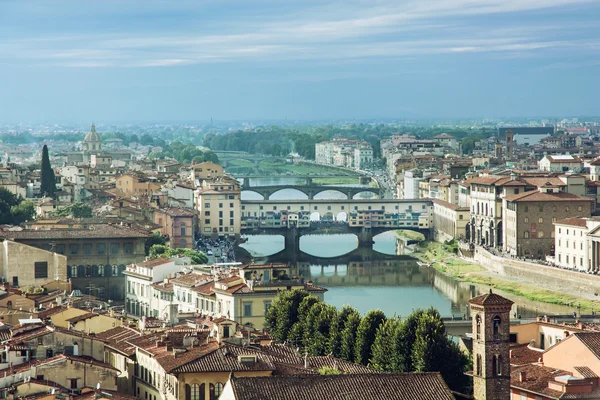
[238,230,579,319]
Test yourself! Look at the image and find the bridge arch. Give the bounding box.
[336,212,348,222]
[241,190,266,200]
[313,189,349,200]
[268,188,309,200]
[352,190,380,199]
[310,211,321,221]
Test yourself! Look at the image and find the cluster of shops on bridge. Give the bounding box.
[240,199,432,231]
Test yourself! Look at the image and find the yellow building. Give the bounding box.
[116,173,162,197]
[191,161,223,182]
[196,177,241,238]
[48,307,123,333]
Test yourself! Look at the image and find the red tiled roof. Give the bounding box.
[504,190,593,203]
[554,217,588,228]
[136,258,172,268]
[469,290,513,306]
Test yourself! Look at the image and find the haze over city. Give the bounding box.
[2,0,600,123]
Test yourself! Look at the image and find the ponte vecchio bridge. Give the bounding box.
[240,198,433,259]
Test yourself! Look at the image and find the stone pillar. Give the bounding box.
[284,227,300,252]
[306,177,312,186]
[243,177,250,187]
[357,227,374,247]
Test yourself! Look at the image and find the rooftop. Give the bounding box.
[227,373,455,400]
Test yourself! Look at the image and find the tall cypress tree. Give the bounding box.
[40,145,57,198]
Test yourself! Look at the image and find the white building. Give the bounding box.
[539,155,584,173]
[354,145,373,170]
[553,217,600,272]
[403,171,422,199]
[124,258,188,317]
[315,142,334,165]
[314,138,373,170]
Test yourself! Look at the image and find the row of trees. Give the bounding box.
[265,290,470,393]
[151,141,219,164]
[53,203,93,219]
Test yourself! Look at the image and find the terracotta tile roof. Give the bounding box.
[432,198,469,212]
[192,281,215,295]
[469,290,513,306]
[504,190,593,203]
[510,364,568,399]
[574,366,598,379]
[151,281,174,293]
[509,344,543,366]
[65,312,97,324]
[170,273,212,287]
[135,258,172,268]
[37,354,118,371]
[1,225,152,240]
[554,217,588,228]
[94,326,140,356]
[228,372,455,400]
[170,343,276,374]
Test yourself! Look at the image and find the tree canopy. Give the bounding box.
[149,244,208,264]
[53,202,93,218]
[152,141,219,164]
[264,290,471,394]
[0,188,35,225]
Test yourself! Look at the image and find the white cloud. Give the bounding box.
[1,0,598,67]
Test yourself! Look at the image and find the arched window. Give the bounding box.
[485,204,488,216]
[492,355,497,375]
[214,383,223,398]
[476,354,482,376]
[209,383,216,400]
[496,355,502,376]
[524,231,530,239]
[538,217,543,224]
[476,314,481,340]
[492,315,501,340]
[524,217,529,223]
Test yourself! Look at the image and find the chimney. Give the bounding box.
[304,352,309,369]
[509,350,514,358]
[519,371,527,382]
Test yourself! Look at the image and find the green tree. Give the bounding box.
[149,244,208,264]
[287,295,320,347]
[10,201,35,224]
[317,366,341,375]
[354,309,386,365]
[71,203,93,218]
[145,232,166,255]
[0,188,20,224]
[264,289,310,342]
[411,311,471,393]
[370,317,401,371]
[304,303,336,356]
[329,306,360,357]
[339,312,361,362]
[40,145,57,197]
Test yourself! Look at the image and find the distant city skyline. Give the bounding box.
[1,0,600,123]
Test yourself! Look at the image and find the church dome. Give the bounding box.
[84,123,101,142]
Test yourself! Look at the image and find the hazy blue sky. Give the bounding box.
[1,0,600,123]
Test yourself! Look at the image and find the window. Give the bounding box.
[205,219,210,224]
[219,203,223,208]
[204,203,210,208]
[264,301,272,315]
[83,243,92,255]
[124,243,133,254]
[476,314,481,340]
[243,302,252,317]
[513,189,518,194]
[538,217,543,223]
[111,243,119,254]
[524,206,528,212]
[97,243,106,255]
[524,231,530,239]
[214,383,224,397]
[538,231,544,238]
[181,227,186,236]
[70,244,79,255]
[493,315,501,340]
[219,211,223,218]
[34,262,48,279]
[476,354,482,375]
[230,219,234,226]
[55,244,65,254]
[539,206,543,213]
[524,217,529,223]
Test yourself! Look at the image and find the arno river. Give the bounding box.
[239,178,576,319]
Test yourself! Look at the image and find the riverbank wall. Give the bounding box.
[474,247,600,299]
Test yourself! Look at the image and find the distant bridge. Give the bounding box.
[242,185,381,200]
[214,152,284,170]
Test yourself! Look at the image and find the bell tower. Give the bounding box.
[470,289,513,400]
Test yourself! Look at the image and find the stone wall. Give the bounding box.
[475,247,600,298]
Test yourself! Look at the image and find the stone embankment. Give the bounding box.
[475,247,600,300]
